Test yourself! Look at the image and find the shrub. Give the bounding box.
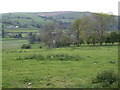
[39,46,42,49]
[21,44,31,49]
[92,70,118,87]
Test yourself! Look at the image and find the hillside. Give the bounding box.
[1,11,118,30]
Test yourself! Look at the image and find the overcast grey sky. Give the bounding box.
[0,0,119,15]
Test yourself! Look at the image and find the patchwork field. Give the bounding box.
[2,39,118,88]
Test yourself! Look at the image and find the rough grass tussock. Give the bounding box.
[16,54,83,61]
[92,70,118,87]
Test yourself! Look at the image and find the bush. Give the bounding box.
[21,44,31,49]
[92,70,118,87]
[39,46,42,49]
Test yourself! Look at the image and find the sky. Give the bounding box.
[0,0,119,15]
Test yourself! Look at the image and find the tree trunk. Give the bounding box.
[76,34,80,47]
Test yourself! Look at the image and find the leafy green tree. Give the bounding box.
[117,32,120,45]
[90,34,99,45]
[104,31,119,45]
[83,13,115,45]
[2,25,5,38]
[105,34,111,45]
[72,19,85,46]
[28,33,36,44]
[110,31,118,44]
[86,37,91,45]
[91,13,115,45]
[18,33,22,38]
[56,35,71,47]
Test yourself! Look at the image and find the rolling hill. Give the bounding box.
[1,11,118,31]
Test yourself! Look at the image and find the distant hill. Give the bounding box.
[1,11,118,30]
[38,11,92,17]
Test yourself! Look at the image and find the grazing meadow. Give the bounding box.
[2,39,118,88]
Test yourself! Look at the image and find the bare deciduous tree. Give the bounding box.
[41,22,58,48]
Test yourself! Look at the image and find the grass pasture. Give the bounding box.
[4,29,38,38]
[2,39,118,88]
[4,29,38,33]
[2,39,28,49]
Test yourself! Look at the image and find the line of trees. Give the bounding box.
[27,13,119,48]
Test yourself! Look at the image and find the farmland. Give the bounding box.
[1,11,119,88]
[2,39,118,88]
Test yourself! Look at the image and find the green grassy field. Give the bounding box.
[4,29,38,33]
[2,12,52,27]
[2,39,28,49]
[2,39,118,88]
[4,29,38,38]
